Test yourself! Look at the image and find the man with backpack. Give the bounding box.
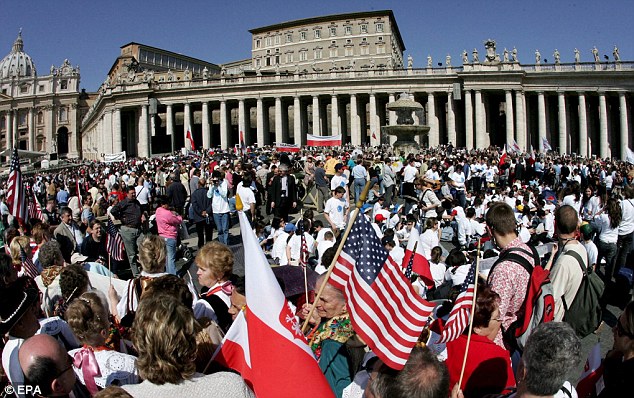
[547,205,604,336]
[485,202,533,349]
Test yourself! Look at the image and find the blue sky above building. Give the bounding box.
[1,0,631,91]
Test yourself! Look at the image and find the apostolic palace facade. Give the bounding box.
[2,10,634,161]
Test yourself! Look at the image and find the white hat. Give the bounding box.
[70,252,88,264]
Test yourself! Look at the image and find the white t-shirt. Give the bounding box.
[449,172,465,189]
[419,228,439,259]
[330,174,348,191]
[287,233,315,261]
[430,261,446,288]
[582,240,598,268]
[403,164,418,183]
[325,197,349,229]
[444,264,470,286]
[389,245,405,266]
[317,240,335,265]
[236,182,256,209]
[271,231,290,265]
[135,185,151,205]
[619,198,634,235]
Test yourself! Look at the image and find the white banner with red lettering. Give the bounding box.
[306,134,342,146]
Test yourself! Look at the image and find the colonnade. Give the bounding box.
[85,87,631,160]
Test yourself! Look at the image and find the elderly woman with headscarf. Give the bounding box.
[301,275,362,398]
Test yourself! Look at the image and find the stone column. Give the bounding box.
[388,93,397,145]
[5,111,12,150]
[102,110,112,154]
[28,108,35,151]
[12,111,18,149]
[331,94,339,136]
[350,94,361,146]
[465,90,474,150]
[537,91,547,151]
[428,92,438,147]
[447,91,456,146]
[294,96,303,145]
[220,100,229,149]
[275,97,283,144]
[202,102,210,149]
[138,104,150,158]
[257,98,265,147]
[388,93,397,125]
[238,99,246,145]
[183,102,192,149]
[619,92,629,161]
[113,108,122,153]
[369,93,378,145]
[505,90,514,147]
[578,93,588,157]
[515,91,527,151]
[312,95,320,135]
[557,92,567,155]
[166,104,174,152]
[475,90,485,148]
[599,92,609,159]
[47,105,55,154]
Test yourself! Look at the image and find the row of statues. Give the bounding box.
[407,43,622,67]
[535,46,620,64]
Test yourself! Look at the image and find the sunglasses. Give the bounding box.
[54,354,75,380]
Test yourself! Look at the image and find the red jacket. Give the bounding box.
[446,333,516,398]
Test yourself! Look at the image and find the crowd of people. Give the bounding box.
[1,142,634,397]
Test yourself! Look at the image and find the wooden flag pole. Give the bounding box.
[457,240,482,389]
[301,180,372,333]
[300,209,309,305]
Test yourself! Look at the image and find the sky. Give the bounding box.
[1,0,631,91]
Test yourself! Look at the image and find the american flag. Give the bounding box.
[404,249,415,279]
[106,219,126,261]
[6,147,27,225]
[29,191,45,222]
[437,260,478,343]
[19,244,39,279]
[330,212,435,370]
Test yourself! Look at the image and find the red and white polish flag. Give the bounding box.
[213,210,334,398]
[306,134,342,147]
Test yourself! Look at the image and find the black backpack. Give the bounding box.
[560,250,605,338]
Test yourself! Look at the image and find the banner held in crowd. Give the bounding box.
[306,134,342,146]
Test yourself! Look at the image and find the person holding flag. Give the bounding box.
[6,147,27,226]
[212,198,335,398]
[443,284,516,396]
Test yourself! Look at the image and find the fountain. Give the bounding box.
[381,93,430,156]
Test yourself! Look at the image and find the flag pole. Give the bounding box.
[301,180,372,333]
[300,209,309,305]
[457,239,482,389]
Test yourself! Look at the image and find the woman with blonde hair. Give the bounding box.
[9,235,38,278]
[122,294,253,397]
[66,291,139,395]
[114,235,168,324]
[196,241,234,332]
